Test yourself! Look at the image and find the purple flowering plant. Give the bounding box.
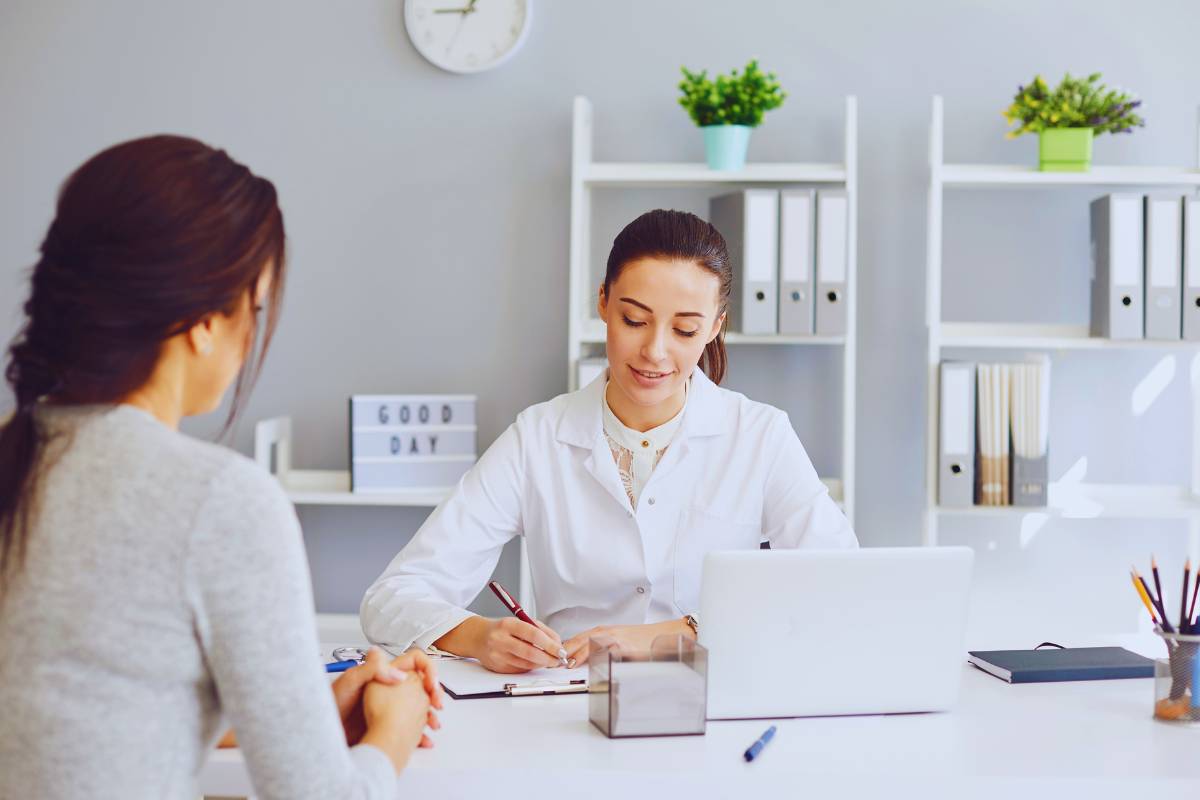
[1003,73,1144,139]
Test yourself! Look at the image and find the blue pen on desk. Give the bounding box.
[325,660,358,673]
[743,725,776,762]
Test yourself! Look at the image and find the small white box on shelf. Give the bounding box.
[350,395,477,493]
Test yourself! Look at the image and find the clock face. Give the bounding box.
[404,0,532,74]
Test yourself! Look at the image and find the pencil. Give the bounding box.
[1132,571,1159,624]
[1135,568,1173,633]
[1189,569,1200,628]
[1152,556,1166,617]
[1181,560,1192,634]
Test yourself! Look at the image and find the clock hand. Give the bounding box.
[444,11,469,55]
[433,0,477,14]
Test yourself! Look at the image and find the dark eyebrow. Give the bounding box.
[619,297,705,319]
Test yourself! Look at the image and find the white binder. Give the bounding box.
[1089,194,1144,340]
[815,190,848,336]
[709,190,778,334]
[778,189,815,335]
[938,361,975,508]
[1144,195,1183,340]
[1183,197,1200,341]
[577,357,607,388]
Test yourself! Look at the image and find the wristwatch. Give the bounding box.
[684,614,699,638]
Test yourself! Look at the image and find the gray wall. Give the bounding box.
[3,0,1199,640]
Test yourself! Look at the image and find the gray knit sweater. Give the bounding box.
[0,404,396,799]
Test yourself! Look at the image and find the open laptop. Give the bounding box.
[698,547,973,719]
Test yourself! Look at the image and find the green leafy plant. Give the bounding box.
[678,59,786,128]
[1003,72,1144,139]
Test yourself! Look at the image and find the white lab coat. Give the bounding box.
[360,369,857,652]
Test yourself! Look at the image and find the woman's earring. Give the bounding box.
[201,341,214,356]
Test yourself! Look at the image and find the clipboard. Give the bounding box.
[434,655,589,699]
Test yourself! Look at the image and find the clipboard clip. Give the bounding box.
[503,679,588,696]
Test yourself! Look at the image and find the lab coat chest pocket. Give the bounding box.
[672,504,762,613]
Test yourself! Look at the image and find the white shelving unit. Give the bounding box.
[567,96,859,522]
[254,417,452,507]
[923,95,1200,546]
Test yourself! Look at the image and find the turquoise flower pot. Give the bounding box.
[702,125,752,171]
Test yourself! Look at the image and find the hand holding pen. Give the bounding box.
[479,580,570,672]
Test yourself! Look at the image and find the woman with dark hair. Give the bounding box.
[362,209,856,673]
[0,135,441,798]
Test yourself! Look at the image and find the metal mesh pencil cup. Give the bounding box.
[1153,629,1200,725]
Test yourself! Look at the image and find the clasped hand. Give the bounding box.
[334,647,443,749]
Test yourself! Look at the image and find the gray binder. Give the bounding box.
[1089,194,1144,340]
[938,361,976,508]
[1144,195,1183,341]
[1186,197,1200,341]
[815,190,848,336]
[778,189,815,335]
[710,190,778,334]
[1010,358,1050,508]
[1012,456,1048,507]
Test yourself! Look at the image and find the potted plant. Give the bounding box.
[1003,72,1144,172]
[678,59,786,171]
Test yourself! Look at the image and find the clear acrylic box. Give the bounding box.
[587,633,707,738]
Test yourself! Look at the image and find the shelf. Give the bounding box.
[578,319,844,346]
[940,164,1200,189]
[938,322,1200,350]
[582,162,847,187]
[936,483,1200,520]
[279,470,842,511]
[278,470,452,507]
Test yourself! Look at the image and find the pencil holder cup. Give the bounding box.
[587,633,707,738]
[1153,630,1200,725]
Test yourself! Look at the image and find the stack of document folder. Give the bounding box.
[938,357,1050,508]
[1090,193,1200,341]
[709,188,848,336]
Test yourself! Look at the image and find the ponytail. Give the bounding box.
[0,337,60,574]
[699,328,728,385]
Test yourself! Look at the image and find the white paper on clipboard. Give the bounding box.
[435,656,589,698]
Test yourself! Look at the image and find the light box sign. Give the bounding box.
[350,395,477,493]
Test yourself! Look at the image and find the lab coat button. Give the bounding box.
[647,497,655,505]
[636,586,646,594]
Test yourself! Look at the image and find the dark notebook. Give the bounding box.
[967,647,1155,683]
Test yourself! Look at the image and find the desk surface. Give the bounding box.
[201,659,1200,799]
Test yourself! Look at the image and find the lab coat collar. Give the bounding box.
[556,366,728,450]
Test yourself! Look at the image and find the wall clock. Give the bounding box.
[404,0,532,74]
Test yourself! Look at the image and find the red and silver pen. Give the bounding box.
[488,580,569,667]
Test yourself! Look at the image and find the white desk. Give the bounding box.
[201,661,1200,799]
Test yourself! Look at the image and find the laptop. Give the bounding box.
[698,547,973,719]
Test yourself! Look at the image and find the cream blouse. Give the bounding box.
[601,382,687,509]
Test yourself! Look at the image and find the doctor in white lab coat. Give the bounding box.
[361,209,857,673]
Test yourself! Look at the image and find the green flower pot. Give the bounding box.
[702,125,752,170]
[1038,128,1094,172]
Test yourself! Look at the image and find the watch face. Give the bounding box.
[404,0,531,74]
